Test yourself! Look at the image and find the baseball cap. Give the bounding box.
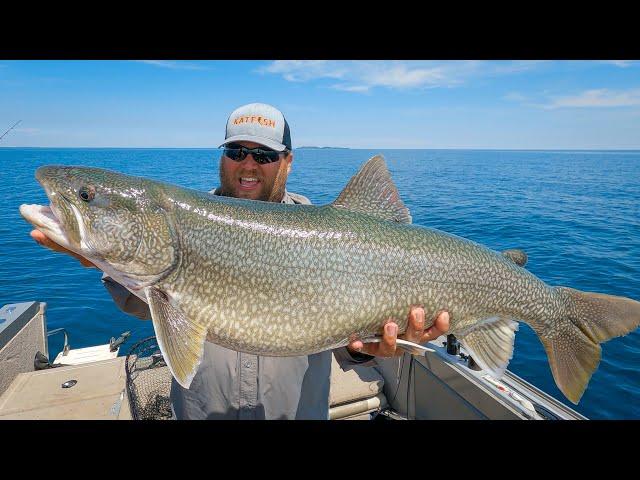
[220,103,292,152]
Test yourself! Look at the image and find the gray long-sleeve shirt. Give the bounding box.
[103,188,375,419]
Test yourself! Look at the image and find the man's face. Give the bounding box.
[218,140,292,202]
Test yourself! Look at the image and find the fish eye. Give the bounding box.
[78,186,95,202]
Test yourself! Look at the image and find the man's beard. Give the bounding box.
[218,163,266,201]
[268,160,288,203]
[218,161,288,203]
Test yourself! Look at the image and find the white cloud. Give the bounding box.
[331,84,371,93]
[362,64,448,88]
[261,60,347,81]
[600,60,636,68]
[259,60,543,93]
[137,60,208,70]
[504,92,527,102]
[544,88,640,108]
[492,60,550,74]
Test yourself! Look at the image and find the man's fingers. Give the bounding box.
[433,310,450,334]
[421,311,450,343]
[30,229,44,244]
[31,229,67,254]
[30,229,97,268]
[377,322,398,357]
[356,321,399,357]
[404,305,425,343]
[31,229,57,249]
[78,257,97,268]
[350,309,448,358]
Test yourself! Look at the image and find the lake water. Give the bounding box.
[1,147,639,419]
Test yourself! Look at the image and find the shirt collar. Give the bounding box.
[211,187,294,204]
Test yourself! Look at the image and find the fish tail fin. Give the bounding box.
[540,287,640,404]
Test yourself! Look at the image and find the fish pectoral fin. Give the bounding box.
[456,316,519,378]
[362,337,436,355]
[332,155,412,224]
[502,249,528,267]
[145,286,207,389]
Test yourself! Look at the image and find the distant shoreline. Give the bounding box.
[297,146,351,150]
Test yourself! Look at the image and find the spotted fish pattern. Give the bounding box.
[22,156,640,404]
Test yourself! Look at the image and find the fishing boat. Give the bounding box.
[0,301,585,420]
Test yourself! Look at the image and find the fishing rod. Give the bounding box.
[0,120,22,142]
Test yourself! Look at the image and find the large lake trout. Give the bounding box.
[20,156,640,404]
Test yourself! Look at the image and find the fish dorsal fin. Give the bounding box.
[332,155,412,224]
[145,286,207,389]
[456,316,519,378]
[502,249,528,267]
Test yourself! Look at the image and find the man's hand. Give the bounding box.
[30,229,97,268]
[347,306,450,358]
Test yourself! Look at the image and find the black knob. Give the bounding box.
[446,334,460,356]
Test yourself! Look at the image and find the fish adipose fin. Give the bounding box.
[502,249,528,267]
[332,155,412,224]
[457,316,519,379]
[541,287,640,404]
[146,286,207,389]
[361,337,436,355]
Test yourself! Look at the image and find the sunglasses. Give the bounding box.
[222,143,287,165]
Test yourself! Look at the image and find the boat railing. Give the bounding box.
[46,328,70,356]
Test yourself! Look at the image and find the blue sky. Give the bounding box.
[1,60,639,149]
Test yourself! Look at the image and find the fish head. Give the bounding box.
[21,165,180,288]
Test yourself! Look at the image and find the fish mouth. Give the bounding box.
[20,186,79,252]
[20,202,70,247]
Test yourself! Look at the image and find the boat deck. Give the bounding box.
[0,357,131,420]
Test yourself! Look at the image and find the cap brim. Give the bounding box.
[219,135,288,152]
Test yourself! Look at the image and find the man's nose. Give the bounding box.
[240,153,260,167]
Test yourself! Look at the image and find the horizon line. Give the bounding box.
[2,146,640,152]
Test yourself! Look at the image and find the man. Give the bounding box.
[31,102,449,419]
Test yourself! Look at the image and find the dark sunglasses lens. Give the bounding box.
[223,148,243,161]
[223,146,282,164]
[253,149,280,164]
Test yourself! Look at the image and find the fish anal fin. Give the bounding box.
[539,327,600,405]
[145,286,207,389]
[332,155,412,224]
[457,316,519,379]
